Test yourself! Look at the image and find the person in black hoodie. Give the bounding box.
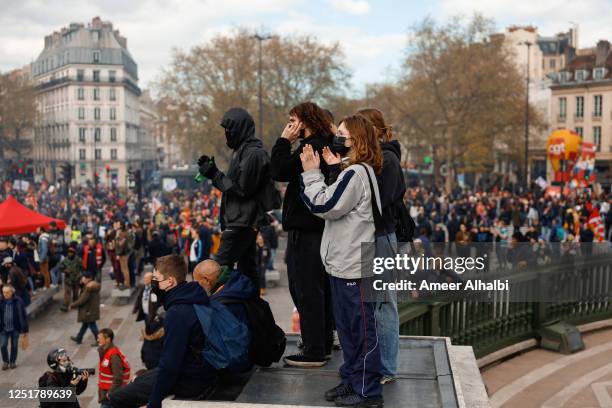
[271,101,334,367]
[197,107,272,288]
[109,254,216,408]
[357,108,406,385]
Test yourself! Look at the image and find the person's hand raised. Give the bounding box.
[300,144,320,172]
[322,146,341,165]
[281,121,301,144]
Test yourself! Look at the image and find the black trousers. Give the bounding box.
[215,227,258,289]
[109,368,216,408]
[286,229,334,358]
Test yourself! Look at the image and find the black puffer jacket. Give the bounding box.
[270,134,332,232]
[212,108,272,229]
[377,140,406,234]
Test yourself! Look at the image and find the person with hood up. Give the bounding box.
[197,107,273,288]
[357,108,406,385]
[109,254,217,408]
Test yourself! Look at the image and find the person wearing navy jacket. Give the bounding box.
[1,285,29,370]
[109,255,216,408]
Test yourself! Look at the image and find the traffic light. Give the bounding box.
[94,172,100,186]
[127,167,136,189]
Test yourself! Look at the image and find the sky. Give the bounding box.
[1,0,612,96]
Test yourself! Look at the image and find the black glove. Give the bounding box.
[198,156,219,179]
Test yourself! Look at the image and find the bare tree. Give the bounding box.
[155,29,350,168]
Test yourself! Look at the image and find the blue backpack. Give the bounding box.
[193,300,250,370]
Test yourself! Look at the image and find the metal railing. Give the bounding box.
[398,252,612,358]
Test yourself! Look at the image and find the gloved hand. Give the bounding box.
[197,155,219,179]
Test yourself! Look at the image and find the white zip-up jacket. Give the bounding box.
[301,163,381,279]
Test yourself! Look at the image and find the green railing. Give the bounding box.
[398,252,612,358]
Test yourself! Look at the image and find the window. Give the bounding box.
[78,107,85,120]
[549,59,556,69]
[109,70,116,82]
[575,70,585,81]
[93,70,100,82]
[559,72,570,83]
[593,95,603,117]
[559,97,567,119]
[93,50,100,63]
[79,127,86,142]
[95,149,101,160]
[594,68,605,80]
[110,127,117,142]
[79,149,86,160]
[94,107,100,120]
[94,127,101,142]
[575,127,583,137]
[77,69,84,81]
[77,87,84,100]
[109,88,116,101]
[110,108,116,121]
[576,96,584,118]
[92,31,99,42]
[111,149,117,160]
[594,127,602,151]
[93,88,100,101]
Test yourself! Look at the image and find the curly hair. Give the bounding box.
[340,115,383,174]
[289,102,333,139]
[356,108,393,142]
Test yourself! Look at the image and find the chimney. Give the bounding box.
[595,40,610,66]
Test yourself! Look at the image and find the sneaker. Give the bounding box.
[70,336,82,345]
[1,363,8,371]
[335,393,384,408]
[9,363,16,369]
[325,383,352,402]
[334,392,363,407]
[297,337,304,349]
[380,376,396,385]
[283,353,326,368]
[358,396,384,408]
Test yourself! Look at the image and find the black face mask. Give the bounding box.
[224,128,241,150]
[332,135,350,157]
[151,279,166,303]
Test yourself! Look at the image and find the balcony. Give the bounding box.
[557,115,566,123]
[574,114,584,122]
[592,112,602,122]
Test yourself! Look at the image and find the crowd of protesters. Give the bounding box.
[0,100,611,408]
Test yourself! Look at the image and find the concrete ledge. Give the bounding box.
[26,286,59,318]
[165,403,329,408]
[451,346,491,407]
[477,339,538,369]
[577,318,612,333]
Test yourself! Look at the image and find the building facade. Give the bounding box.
[31,17,157,188]
[550,40,612,187]
[499,25,578,182]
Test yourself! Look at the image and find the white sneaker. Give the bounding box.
[380,376,396,385]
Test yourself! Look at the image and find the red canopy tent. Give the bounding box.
[0,195,66,235]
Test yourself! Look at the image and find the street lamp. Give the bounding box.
[521,41,533,191]
[251,31,273,138]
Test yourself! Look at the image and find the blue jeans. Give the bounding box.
[50,264,61,285]
[100,403,113,408]
[75,322,99,343]
[266,248,277,270]
[374,232,399,378]
[0,330,20,364]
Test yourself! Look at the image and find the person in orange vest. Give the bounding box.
[82,236,106,283]
[97,328,130,408]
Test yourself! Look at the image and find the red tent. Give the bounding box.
[0,195,66,235]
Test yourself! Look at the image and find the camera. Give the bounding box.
[72,367,96,376]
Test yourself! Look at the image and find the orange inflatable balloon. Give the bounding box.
[547,129,582,171]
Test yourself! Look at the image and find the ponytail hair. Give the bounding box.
[356,108,393,142]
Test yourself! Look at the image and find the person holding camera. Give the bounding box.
[39,348,89,408]
[197,107,273,288]
[97,328,131,408]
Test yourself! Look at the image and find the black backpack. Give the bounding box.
[218,296,286,367]
[396,201,416,242]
